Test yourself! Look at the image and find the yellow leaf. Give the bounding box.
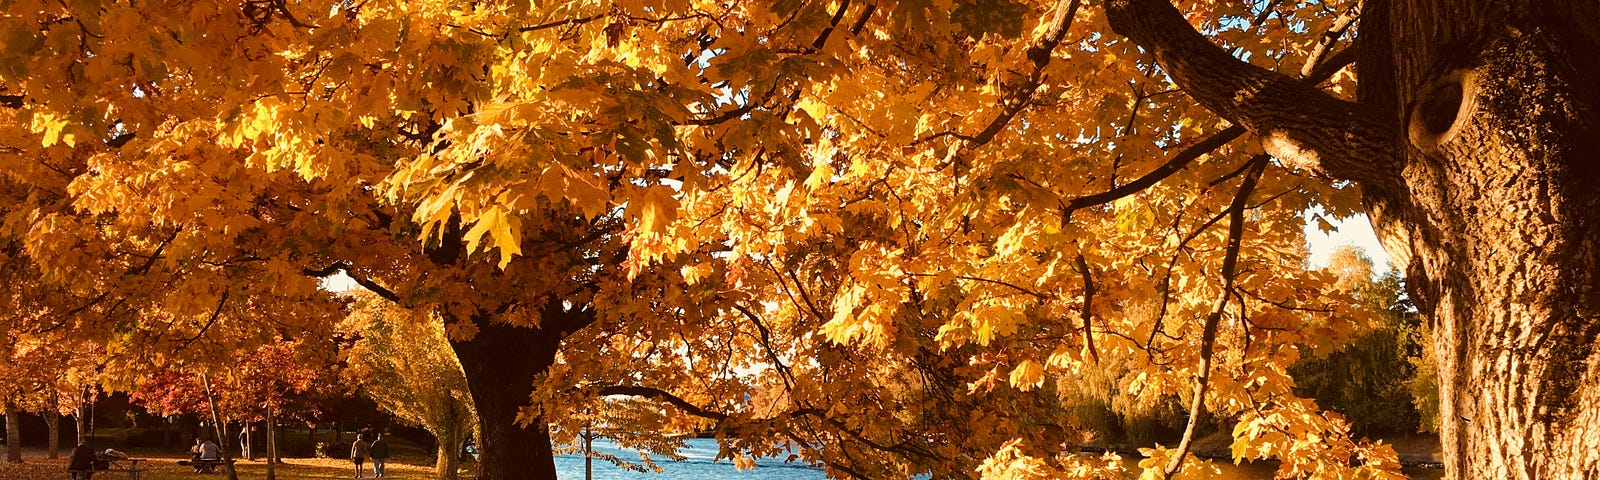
[1008,359,1044,391]
[463,206,522,268]
[637,186,679,234]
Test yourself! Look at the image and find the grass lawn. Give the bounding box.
[0,451,461,480]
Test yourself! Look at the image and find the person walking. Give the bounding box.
[369,432,390,478]
[351,433,371,478]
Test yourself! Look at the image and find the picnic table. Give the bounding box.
[104,457,149,480]
[176,458,234,474]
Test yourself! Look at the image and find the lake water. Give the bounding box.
[553,438,1444,479]
[553,438,821,480]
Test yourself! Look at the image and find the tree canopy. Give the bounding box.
[7,0,1581,478]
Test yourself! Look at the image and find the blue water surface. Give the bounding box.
[550,438,1441,480]
[553,438,826,480]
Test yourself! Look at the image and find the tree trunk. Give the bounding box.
[582,428,593,480]
[200,375,241,480]
[436,399,462,480]
[450,316,562,480]
[1350,1,1600,478]
[266,405,276,480]
[74,410,88,446]
[75,385,93,445]
[1104,0,1600,477]
[45,414,59,459]
[4,401,21,463]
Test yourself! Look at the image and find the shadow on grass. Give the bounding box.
[0,452,461,480]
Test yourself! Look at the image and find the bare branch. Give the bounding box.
[732,304,796,391]
[125,228,182,276]
[905,272,1049,299]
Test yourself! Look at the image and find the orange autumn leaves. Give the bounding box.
[3,0,1397,477]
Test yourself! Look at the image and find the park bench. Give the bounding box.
[71,457,149,480]
[176,458,233,474]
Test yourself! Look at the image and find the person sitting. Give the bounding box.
[199,439,221,461]
[69,441,97,480]
[190,438,223,473]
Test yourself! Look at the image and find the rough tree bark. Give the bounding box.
[45,414,59,459]
[448,309,566,480]
[1107,0,1600,478]
[265,405,276,480]
[74,385,92,446]
[436,398,463,480]
[4,401,21,463]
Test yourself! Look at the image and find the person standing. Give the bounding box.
[68,441,97,480]
[368,432,390,478]
[239,426,253,461]
[351,433,371,478]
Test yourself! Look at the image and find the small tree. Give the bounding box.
[341,296,477,480]
[1291,248,1426,435]
[131,339,331,472]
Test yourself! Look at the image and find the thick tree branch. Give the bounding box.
[175,289,231,352]
[1075,253,1099,363]
[1304,43,1358,86]
[125,228,182,276]
[1162,155,1267,478]
[1057,49,1351,219]
[1066,124,1245,215]
[940,0,1082,169]
[1300,4,1362,79]
[1104,0,1399,183]
[105,132,137,148]
[301,262,403,303]
[732,304,797,391]
[596,385,729,421]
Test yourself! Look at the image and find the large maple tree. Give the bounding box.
[4,0,1593,479]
